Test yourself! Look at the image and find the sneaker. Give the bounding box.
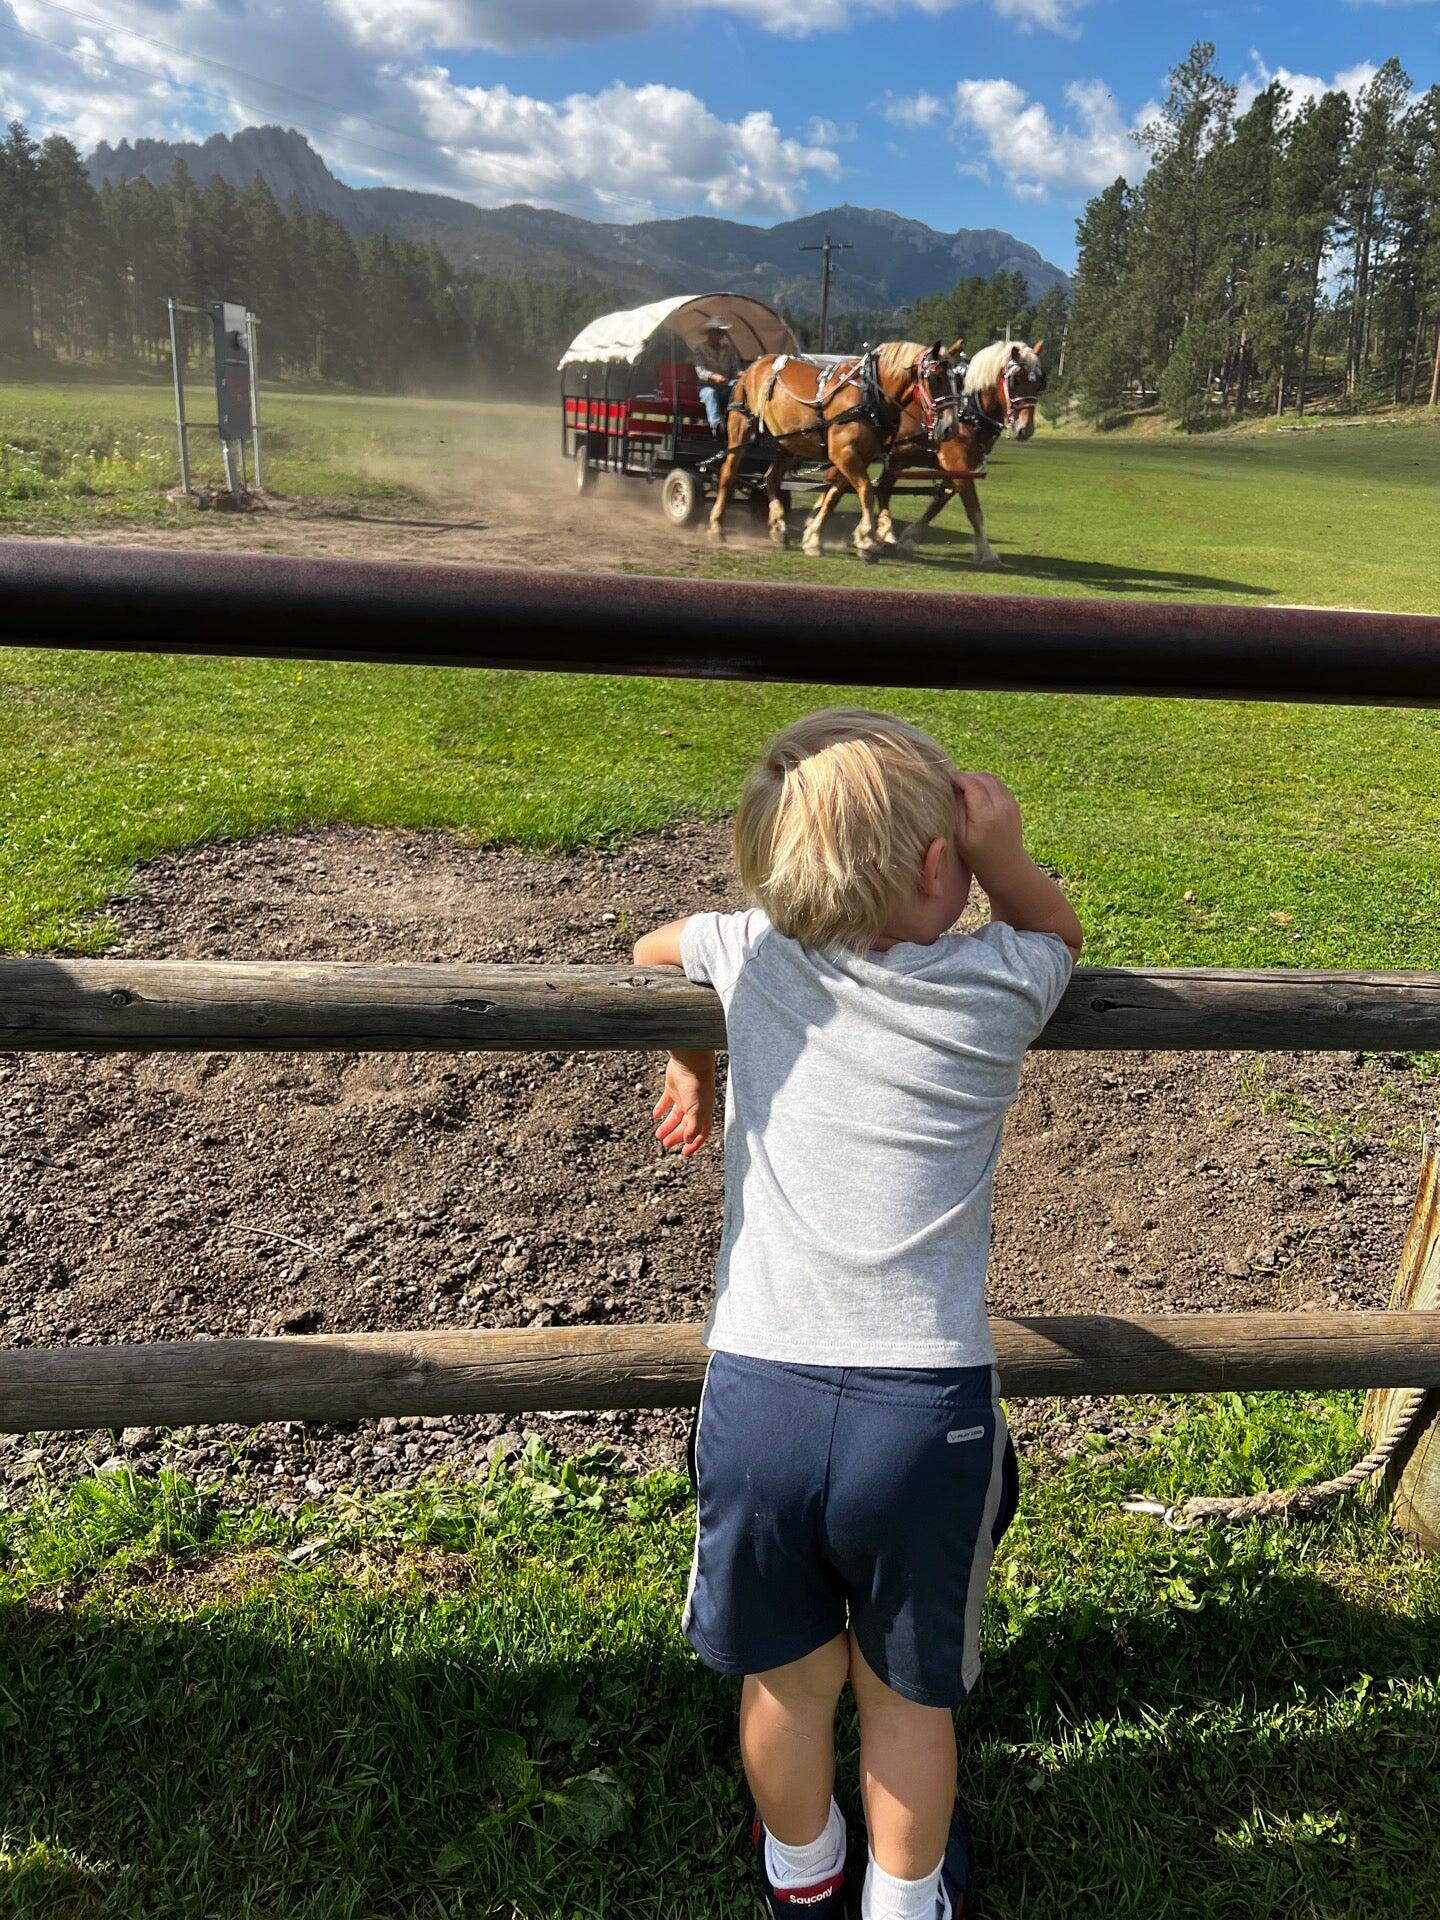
[936,1797,976,1918]
[743,1784,849,1916]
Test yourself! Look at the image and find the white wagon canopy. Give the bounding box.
[559,291,805,528]
[557,292,798,368]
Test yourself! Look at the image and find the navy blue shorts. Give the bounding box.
[683,1351,1018,1709]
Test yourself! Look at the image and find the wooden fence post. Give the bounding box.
[1365,1142,1440,1551]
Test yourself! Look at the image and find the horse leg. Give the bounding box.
[802,467,846,556]
[958,478,1000,569]
[874,469,899,547]
[895,482,954,554]
[832,438,882,561]
[707,413,753,544]
[766,456,792,547]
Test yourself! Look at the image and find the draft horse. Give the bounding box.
[707,341,964,561]
[873,339,1047,567]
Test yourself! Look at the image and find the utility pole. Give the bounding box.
[800,232,852,352]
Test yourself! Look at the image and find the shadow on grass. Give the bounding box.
[2,1553,1437,1920]
[888,531,1275,600]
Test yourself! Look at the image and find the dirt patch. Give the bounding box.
[60,422,790,575]
[1,821,1432,1510]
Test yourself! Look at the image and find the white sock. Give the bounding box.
[861,1852,945,1920]
[764,1796,846,1889]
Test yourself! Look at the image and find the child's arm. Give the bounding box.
[954,772,1083,961]
[632,918,689,969]
[633,918,716,1156]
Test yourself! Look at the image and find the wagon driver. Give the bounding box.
[694,317,745,437]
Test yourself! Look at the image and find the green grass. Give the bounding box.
[2,381,1438,1914]
[0,383,533,523]
[3,647,1440,967]
[1,1404,1437,1919]
[2,380,1437,612]
[704,419,1440,612]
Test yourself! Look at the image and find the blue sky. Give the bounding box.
[2,1,1437,268]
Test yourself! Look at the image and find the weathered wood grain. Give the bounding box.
[1366,1145,1440,1552]
[3,960,1440,1054]
[3,1313,1439,1432]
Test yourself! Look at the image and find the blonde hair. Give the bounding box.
[734,708,956,951]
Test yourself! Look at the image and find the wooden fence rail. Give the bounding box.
[5,959,1440,1053]
[4,1314,1440,1433]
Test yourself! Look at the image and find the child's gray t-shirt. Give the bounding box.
[680,910,1074,1369]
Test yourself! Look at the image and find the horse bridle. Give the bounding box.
[967,356,1046,432]
[910,349,963,448]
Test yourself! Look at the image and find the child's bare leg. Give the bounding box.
[740,1632,850,1843]
[849,1632,956,1877]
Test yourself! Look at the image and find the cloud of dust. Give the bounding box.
[345,401,790,572]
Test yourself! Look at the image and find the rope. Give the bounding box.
[1122,1387,1432,1532]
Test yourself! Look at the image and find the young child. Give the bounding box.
[632,709,1082,1920]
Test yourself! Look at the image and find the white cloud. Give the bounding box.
[878,89,948,128]
[993,0,1088,36]
[404,71,840,218]
[0,1,841,219]
[1237,53,1381,117]
[807,116,856,144]
[951,76,1145,199]
[330,0,1091,46]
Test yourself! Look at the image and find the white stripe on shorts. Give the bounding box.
[959,1369,1009,1694]
[681,1355,715,1634]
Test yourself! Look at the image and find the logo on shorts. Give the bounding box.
[947,1426,984,1445]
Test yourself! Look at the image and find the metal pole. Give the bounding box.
[247,312,264,490]
[801,233,852,354]
[221,440,240,500]
[3,542,1440,710]
[168,300,191,494]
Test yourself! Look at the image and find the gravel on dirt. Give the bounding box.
[1,820,1431,1510]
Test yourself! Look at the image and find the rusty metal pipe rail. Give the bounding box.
[3,540,1439,707]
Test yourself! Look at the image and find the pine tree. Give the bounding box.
[1338,58,1413,397]
[1068,178,1133,419]
[1128,40,1237,418]
[1275,91,1352,415]
[0,121,45,357]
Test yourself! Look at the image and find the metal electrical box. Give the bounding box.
[209,301,252,441]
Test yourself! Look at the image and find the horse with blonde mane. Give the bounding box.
[870,339,1047,567]
[707,340,964,560]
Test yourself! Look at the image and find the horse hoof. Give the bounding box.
[708,526,726,546]
[855,543,882,566]
[880,531,899,547]
[976,556,1003,571]
[769,525,789,549]
[802,539,823,558]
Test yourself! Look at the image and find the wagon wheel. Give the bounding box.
[661,467,704,528]
[574,443,594,495]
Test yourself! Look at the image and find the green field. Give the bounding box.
[4,1403,1439,1918]
[2,380,1439,1916]
[2,379,1438,609]
[0,379,457,520]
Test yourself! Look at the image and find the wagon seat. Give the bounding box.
[628,359,710,442]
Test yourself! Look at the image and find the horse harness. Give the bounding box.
[732,350,899,449]
[886,354,1044,479]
